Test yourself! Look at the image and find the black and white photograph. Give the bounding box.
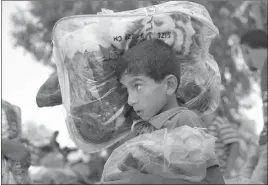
[1,0,267,184]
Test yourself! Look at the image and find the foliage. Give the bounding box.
[11,0,156,70]
[22,121,55,146]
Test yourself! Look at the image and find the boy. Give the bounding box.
[104,39,225,184]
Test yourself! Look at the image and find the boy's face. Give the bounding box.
[120,74,168,121]
[240,44,267,71]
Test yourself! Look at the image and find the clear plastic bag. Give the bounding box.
[101,125,216,182]
[52,1,220,153]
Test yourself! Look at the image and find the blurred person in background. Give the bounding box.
[238,29,267,184]
[202,107,240,179]
[1,100,31,184]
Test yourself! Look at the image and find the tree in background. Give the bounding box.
[22,121,55,146]
[11,0,157,70]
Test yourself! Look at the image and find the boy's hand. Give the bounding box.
[2,138,30,161]
[103,170,159,184]
[219,124,240,145]
[103,163,161,184]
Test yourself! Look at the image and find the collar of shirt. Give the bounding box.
[149,106,188,129]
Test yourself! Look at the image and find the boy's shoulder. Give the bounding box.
[172,108,206,129]
[149,106,206,130]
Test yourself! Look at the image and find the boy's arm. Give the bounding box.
[225,142,240,177]
[219,121,240,177]
[203,165,225,184]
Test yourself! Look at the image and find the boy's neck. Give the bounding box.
[161,95,179,113]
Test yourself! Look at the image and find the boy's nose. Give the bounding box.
[127,93,136,106]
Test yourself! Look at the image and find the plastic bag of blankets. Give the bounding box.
[101,125,217,182]
[52,1,221,153]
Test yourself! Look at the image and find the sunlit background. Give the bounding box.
[2,1,76,147]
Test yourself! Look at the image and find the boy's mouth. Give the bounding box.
[135,110,143,117]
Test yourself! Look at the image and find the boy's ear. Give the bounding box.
[165,74,178,96]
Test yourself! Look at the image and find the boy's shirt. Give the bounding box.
[149,106,219,168]
[149,106,206,129]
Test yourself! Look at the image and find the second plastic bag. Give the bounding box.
[101,125,217,182]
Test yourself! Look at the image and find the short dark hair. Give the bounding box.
[114,39,181,85]
[240,29,267,49]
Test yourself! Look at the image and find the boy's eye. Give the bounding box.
[134,84,142,90]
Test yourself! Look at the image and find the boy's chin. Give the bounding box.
[138,115,151,122]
